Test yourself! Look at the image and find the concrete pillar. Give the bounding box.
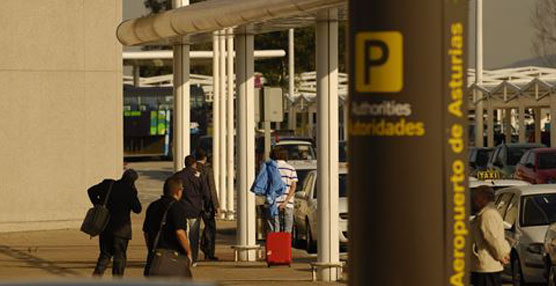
[519,104,526,143]
[505,108,512,143]
[535,107,542,144]
[212,32,221,206]
[236,31,257,261]
[133,65,140,87]
[486,103,494,147]
[226,28,235,220]
[219,30,228,218]
[316,9,339,282]
[172,0,190,172]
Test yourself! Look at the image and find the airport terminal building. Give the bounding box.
[0,1,123,232]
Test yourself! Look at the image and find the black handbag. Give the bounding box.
[148,201,192,278]
[80,181,114,237]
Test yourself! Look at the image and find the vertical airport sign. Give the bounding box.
[348,1,469,285]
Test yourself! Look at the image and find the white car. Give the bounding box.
[293,167,348,253]
[494,185,556,285]
[275,139,316,163]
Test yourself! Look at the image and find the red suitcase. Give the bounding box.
[265,232,292,267]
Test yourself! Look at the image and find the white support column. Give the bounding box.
[133,65,140,87]
[226,28,235,220]
[505,108,512,143]
[172,0,190,172]
[535,107,542,144]
[212,32,221,205]
[519,104,526,143]
[342,103,349,141]
[316,9,339,282]
[487,103,494,147]
[288,29,296,131]
[474,0,484,147]
[236,31,257,261]
[288,101,297,131]
[219,30,228,218]
[551,94,556,147]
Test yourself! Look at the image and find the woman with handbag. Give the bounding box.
[143,176,193,278]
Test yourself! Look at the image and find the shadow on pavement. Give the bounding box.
[0,245,79,277]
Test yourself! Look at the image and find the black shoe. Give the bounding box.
[206,256,219,261]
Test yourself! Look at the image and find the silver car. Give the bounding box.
[292,168,348,253]
[495,185,556,285]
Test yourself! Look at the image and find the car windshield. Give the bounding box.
[315,174,348,198]
[475,149,492,168]
[521,194,556,227]
[508,147,533,166]
[539,152,556,170]
[339,142,347,162]
[280,144,316,160]
[296,170,313,192]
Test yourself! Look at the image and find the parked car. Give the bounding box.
[515,148,556,184]
[469,147,494,176]
[487,143,545,179]
[469,179,530,216]
[293,167,348,253]
[494,185,556,285]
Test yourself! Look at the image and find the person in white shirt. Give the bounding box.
[268,147,297,233]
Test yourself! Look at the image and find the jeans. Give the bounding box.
[266,207,294,233]
[93,234,129,276]
[187,217,201,263]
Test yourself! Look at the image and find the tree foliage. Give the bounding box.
[532,0,556,66]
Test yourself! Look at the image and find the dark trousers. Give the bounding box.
[201,211,217,258]
[471,272,502,286]
[93,234,129,276]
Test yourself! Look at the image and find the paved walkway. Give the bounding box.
[0,161,347,285]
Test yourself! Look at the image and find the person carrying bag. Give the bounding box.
[148,201,192,277]
[81,181,115,237]
[143,176,192,278]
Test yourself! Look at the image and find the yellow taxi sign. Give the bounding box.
[355,31,403,93]
[476,170,501,181]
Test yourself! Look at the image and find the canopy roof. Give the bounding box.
[117,0,347,46]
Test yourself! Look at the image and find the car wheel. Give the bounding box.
[306,221,317,254]
[292,223,304,249]
[512,257,527,286]
[549,263,556,286]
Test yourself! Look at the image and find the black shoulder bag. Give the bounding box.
[80,181,114,237]
[148,200,192,278]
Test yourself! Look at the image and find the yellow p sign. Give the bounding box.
[355,31,403,93]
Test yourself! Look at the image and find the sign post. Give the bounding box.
[348,1,469,285]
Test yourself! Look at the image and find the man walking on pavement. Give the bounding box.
[173,155,210,266]
[143,176,192,277]
[88,169,142,277]
[470,185,511,286]
[272,148,297,233]
[195,148,220,261]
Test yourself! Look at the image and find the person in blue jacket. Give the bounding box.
[251,148,286,232]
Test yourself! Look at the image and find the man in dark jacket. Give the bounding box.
[173,155,210,265]
[195,148,219,261]
[88,169,142,276]
[143,176,192,277]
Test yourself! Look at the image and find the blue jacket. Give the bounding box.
[250,160,285,217]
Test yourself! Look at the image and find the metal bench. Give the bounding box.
[310,261,346,281]
[230,245,264,262]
